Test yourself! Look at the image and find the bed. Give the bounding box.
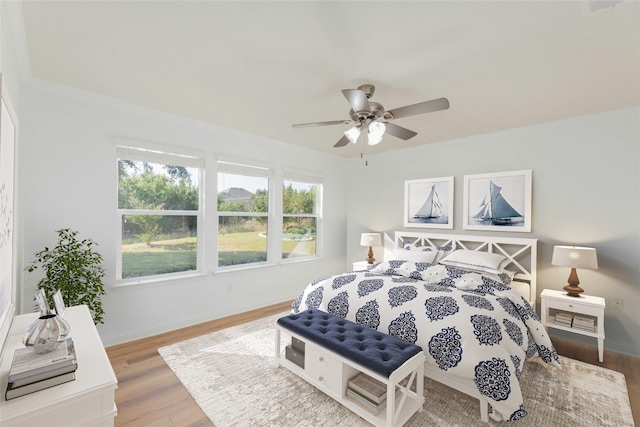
[290,231,560,422]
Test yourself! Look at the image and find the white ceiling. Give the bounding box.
[18,1,640,157]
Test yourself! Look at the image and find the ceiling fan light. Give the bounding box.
[344,126,361,144]
[367,122,386,145]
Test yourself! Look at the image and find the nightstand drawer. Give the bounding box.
[547,299,602,316]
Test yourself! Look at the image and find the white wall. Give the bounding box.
[0,0,27,112]
[344,107,640,357]
[13,81,640,357]
[16,82,349,346]
[10,78,640,357]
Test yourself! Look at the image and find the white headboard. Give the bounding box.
[390,231,538,308]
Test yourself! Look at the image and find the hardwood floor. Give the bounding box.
[106,301,291,427]
[106,301,640,427]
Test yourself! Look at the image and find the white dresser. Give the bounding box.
[0,305,118,426]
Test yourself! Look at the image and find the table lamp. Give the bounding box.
[552,245,598,297]
[360,233,382,264]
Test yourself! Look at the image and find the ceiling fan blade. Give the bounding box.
[384,122,418,140]
[342,89,371,113]
[292,120,351,128]
[387,97,450,120]
[334,135,350,147]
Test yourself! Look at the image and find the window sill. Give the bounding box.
[113,272,210,289]
[215,262,278,274]
[215,256,323,274]
[280,256,323,265]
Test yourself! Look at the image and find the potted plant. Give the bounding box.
[26,228,106,324]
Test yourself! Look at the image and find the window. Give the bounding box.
[117,145,322,280]
[116,144,203,281]
[282,179,321,260]
[217,161,272,268]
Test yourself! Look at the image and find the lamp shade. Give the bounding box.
[367,122,386,145]
[360,233,382,247]
[552,246,598,269]
[344,126,361,144]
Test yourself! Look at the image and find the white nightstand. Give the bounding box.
[352,261,372,271]
[540,288,605,362]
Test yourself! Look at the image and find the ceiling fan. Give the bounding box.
[291,84,450,148]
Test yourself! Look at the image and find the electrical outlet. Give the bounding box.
[610,298,623,310]
[227,283,233,292]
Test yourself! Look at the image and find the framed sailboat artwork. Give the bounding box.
[404,177,454,229]
[463,170,532,232]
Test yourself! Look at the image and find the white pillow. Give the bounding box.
[401,241,456,263]
[393,248,438,264]
[370,260,410,275]
[439,250,509,275]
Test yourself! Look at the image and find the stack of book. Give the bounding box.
[554,311,573,327]
[572,315,596,332]
[346,372,387,415]
[5,337,77,400]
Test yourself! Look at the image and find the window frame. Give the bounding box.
[115,141,205,284]
[216,159,275,270]
[281,172,323,262]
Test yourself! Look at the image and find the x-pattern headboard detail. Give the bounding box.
[392,231,538,308]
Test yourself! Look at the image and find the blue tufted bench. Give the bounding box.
[277,309,423,378]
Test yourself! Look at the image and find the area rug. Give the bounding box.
[158,313,634,426]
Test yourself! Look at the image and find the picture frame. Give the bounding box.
[0,76,18,356]
[404,177,454,229]
[463,169,532,232]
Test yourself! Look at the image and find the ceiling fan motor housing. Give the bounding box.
[349,101,385,122]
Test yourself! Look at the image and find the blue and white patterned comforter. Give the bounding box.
[291,262,560,421]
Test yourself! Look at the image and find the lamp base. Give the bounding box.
[365,246,375,264]
[563,284,584,297]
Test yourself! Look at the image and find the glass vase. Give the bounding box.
[23,313,71,353]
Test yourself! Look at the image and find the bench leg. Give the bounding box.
[417,364,424,412]
[386,381,395,427]
[388,367,423,426]
[274,327,281,359]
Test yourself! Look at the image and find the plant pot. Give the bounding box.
[23,313,71,353]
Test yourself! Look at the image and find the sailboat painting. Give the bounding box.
[404,177,454,229]
[463,170,532,232]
